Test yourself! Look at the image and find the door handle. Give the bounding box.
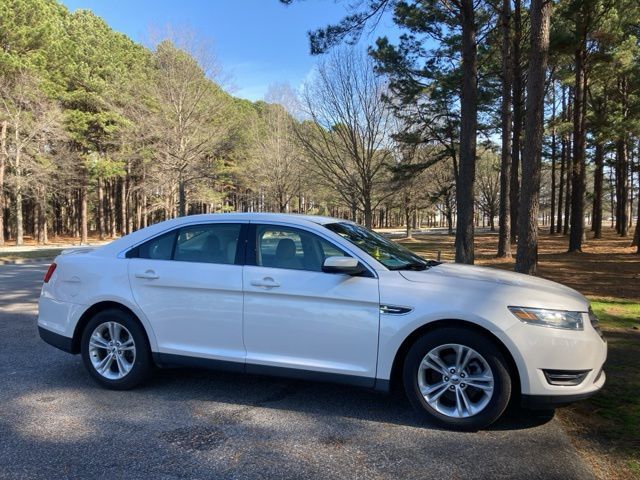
[250,277,280,288]
[135,270,159,280]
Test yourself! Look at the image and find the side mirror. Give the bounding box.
[322,256,366,276]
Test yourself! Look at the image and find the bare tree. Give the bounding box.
[390,142,435,238]
[0,69,63,245]
[296,49,393,228]
[150,34,234,217]
[428,159,457,235]
[476,148,501,232]
[248,101,305,212]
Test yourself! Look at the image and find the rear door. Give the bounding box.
[127,222,246,364]
[242,223,380,384]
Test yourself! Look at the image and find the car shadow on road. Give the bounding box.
[140,365,555,432]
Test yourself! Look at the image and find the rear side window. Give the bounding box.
[126,230,177,260]
[174,224,242,264]
[126,223,242,265]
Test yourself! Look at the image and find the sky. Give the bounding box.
[59,0,398,102]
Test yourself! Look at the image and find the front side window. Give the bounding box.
[127,223,242,265]
[324,222,430,271]
[255,225,349,272]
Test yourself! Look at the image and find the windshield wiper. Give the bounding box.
[389,259,442,271]
[389,262,428,271]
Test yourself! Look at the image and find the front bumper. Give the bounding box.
[521,386,604,409]
[496,312,607,401]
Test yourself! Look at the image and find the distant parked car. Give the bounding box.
[38,213,606,429]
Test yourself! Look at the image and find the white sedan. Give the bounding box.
[38,213,606,429]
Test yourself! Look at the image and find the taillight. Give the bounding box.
[43,263,57,283]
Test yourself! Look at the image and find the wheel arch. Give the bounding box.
[387,319,521,399]
[71,301,152,354]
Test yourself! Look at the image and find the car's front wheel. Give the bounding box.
[80,309,153,389]
[403,327,512,430]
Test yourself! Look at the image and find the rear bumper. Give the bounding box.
[38,326,75,354]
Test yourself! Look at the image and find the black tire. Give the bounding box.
[80,308,153,390]
[402,327,512,430]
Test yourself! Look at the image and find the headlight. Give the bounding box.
[508,306,584,330]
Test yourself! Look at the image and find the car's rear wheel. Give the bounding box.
[403,327,512,430]
[81,309,153,389]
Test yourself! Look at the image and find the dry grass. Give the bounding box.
[398,227,640,301]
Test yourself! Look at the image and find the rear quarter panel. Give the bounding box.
[39,252,158,350]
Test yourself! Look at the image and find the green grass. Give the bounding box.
[589,297,640,329]
[629,459,640,477]
[569,298,640,477]
[0,248,64,261]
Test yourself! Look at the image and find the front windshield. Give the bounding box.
[324,222,432,271]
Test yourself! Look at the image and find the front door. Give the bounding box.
[242,223,380,384]
[128,222,245,364]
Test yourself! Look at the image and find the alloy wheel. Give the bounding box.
[88,321,136,380]
[417,343,494,418]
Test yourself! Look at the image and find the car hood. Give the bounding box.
[399,263,589,310]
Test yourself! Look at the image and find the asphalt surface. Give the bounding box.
[0,261,594,479]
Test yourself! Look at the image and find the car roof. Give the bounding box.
[94,212,353,257]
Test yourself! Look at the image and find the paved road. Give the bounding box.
[0,261,593,480]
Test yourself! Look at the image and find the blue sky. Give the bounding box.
[59,0,398,101]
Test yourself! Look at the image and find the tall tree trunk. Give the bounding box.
[178,175,187,217]
[515,0,551,274]
[0,120,6,246]
[37,189,47,245]
[80,186,88,244]
[564,133,572,235]
[141,163,148,228]
[510,0,523,244]
[557,88,567,234]
[15,148,24,246]
[550,82,557,235]
[628,150,640,231]
[568,35,587,252]
[405,204,412,239]
[455,0,478,265]
[109,180,117,238]
[633,167,640,252]
[120,177,127,236]
[142,193,148,228]
[350,198,357,222]
[592,142,604,239]
[497,0,512,258]
[126,163,133,234]
[615,138,629,236]
[363,190,373,229]
[97,178,105,240]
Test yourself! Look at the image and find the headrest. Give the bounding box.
[275,238,296,259]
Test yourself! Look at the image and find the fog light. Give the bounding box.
[543,369,590,386]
